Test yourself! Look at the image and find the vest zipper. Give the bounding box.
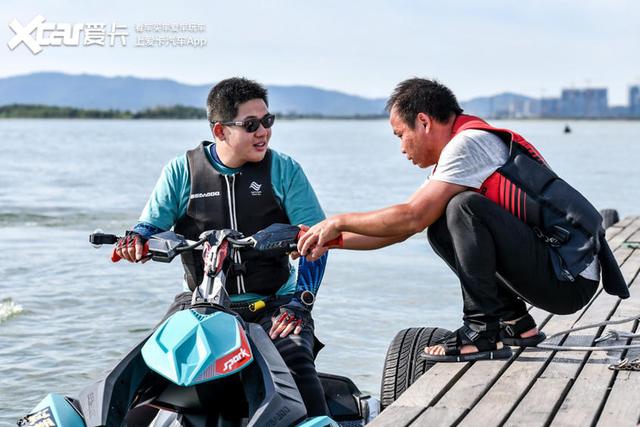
[224,174,246,294]
[231,175,246,293]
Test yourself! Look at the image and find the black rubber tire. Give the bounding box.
[599,208,620,229]
[379,327,451,411]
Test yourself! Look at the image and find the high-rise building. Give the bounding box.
[560,88,608,118]
[630,86,640,117]
[540,97,560,117]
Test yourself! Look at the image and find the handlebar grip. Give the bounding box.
[89,232,118,245]
[111,241,149,263]
[111,247,122,263]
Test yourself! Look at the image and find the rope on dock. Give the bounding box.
[536,313,640,351]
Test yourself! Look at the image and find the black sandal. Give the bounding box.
[500,313,546,347]
[421,325,513,362]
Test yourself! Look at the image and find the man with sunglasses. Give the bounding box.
[115,77,330,416]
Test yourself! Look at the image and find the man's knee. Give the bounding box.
[444,191,493,227]
[274,334,315,367]
[427,193,481,251]
[445,191,484,216]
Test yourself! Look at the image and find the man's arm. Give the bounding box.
[268,153,328,338]
[341,232,412,250]
[279,163,328,300]
[137,155,190,231]
[115,155,190,262]
[298,180,469,258]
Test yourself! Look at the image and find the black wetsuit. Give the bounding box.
[428,191,599,333]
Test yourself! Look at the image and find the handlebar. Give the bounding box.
[90,223,343,264]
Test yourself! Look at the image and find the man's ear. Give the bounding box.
[212,122,225,141]
[416,112,430,132]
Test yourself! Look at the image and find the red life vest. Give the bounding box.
[438,115,628,299]
[449,114,547,223]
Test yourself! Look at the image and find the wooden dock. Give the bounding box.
[369,215,640,427]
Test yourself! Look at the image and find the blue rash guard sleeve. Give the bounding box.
[294,253,328,300]
[133,222,165,239]
[269,150,328,305]
[137,154,190,231]
[133,145,328,303]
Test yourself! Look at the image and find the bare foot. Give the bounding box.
[519,327,539,339]
[425,342,504,356]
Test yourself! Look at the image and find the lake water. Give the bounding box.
[1,118,639,423]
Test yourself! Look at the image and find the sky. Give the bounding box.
[2,0,640,105]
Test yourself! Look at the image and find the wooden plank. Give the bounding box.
[597,250,640,426]
[420,221,639,426]
[503,245,639,426]
[597,336,640,427]
[615,215,640,227]
[425,307,548,427]
[626,228,640,244]
[605,214,637,241]
[465,240,636,426]
[457,309,579,427]
[506,289,632,426]
[550,252,640,426]
[371,217,639,426]
[410,359,512,426]
[367,363,468,426]
[605,225,624,241]
[367,405,424,427]
[607,218,640,247]
[503,337,594,427]
[392,363,468,407]
[406,307,551,426]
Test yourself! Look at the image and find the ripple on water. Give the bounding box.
[0,209,132,229]
[0,298,24,324]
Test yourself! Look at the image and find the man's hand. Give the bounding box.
[298,217,341,261]
[269,302,309,339]
[113,231,149,263]
[290,224,310,260]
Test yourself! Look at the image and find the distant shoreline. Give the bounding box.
[0,104,638,121]
[0,104,387,120]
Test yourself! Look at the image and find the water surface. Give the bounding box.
[1,118,638,422]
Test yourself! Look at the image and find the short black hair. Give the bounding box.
[386,78,463,126]
[206,77,268,123]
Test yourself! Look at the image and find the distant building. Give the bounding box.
[560,88,608,118]
[608,105,630,118]
[540,97,560,117]
[630,85,640,117]
[464,84,640,119]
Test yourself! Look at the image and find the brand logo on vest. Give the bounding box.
[249,181,262,196]
[190,191,220,199]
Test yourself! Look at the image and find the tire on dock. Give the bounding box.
[599,208,619,229]
[380,326,451,410]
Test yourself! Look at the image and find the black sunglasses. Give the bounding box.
[217,113,276,133]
